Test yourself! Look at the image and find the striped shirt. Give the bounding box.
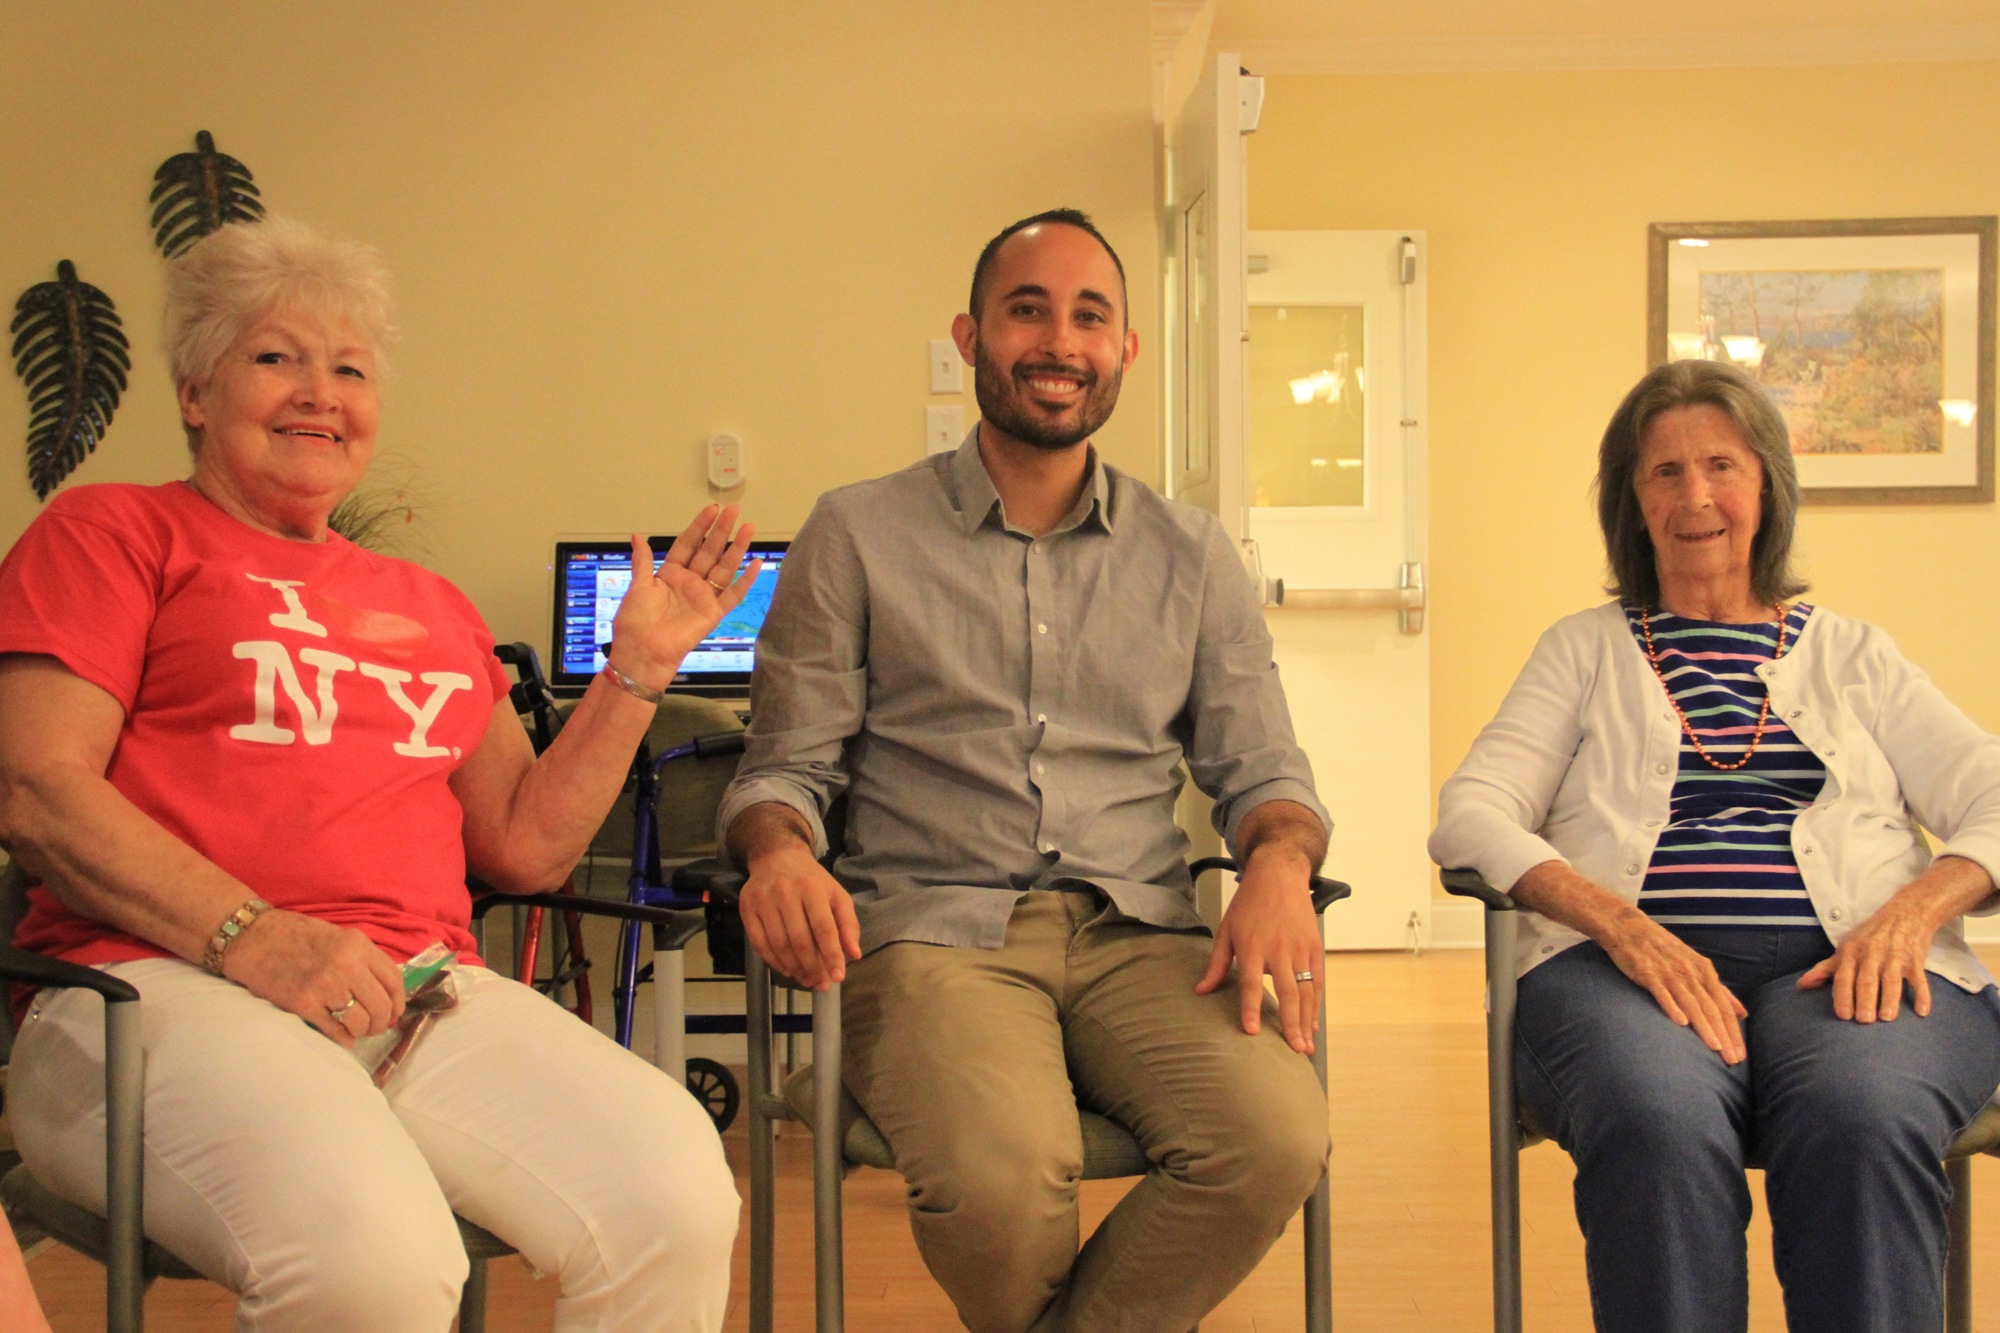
[1628,604,1825,928]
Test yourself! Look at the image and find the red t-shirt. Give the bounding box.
[0,482,510,967]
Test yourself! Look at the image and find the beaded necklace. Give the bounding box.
[1640,602,1789,773]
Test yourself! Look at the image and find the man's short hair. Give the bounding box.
[967,208,1127,324]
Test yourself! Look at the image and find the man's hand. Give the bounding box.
[1195,842,1323,1054]
[731,804,861,991]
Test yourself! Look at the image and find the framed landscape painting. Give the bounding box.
[1648,217,1996,504]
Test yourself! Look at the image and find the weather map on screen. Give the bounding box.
[550,539,788,695]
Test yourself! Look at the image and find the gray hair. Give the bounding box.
[1595,359,1808,608]
[163,216,397,398]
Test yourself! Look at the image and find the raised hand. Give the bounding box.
[607,504,763,690]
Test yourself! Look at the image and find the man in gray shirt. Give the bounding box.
[719,209,1332,1333]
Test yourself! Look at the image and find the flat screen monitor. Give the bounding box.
[549,538,789,697]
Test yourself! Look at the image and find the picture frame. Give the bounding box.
[1648,216,1997,504]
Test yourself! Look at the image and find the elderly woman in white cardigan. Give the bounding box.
[1430,359,2000,1333]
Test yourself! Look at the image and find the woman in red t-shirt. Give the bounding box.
[0,217,751,1331]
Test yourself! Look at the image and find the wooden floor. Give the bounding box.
[27,946,2000,1331]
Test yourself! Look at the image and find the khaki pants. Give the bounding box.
[842,889,1329,1333]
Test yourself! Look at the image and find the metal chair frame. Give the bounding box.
[493,642,594,1023]
[1440,867,2000,1333]
[693,856,1349,1333]
[0,942,515,1333]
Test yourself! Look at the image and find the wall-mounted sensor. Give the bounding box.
[706,433,745,488]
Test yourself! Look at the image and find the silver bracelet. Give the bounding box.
[604,663,666,705]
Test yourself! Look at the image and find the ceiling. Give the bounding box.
[1173,0,2000,71]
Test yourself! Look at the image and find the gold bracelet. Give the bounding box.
[604,664,667,705]
[202,897,273,976]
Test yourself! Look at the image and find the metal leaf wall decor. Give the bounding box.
[150,130,264,257]
[11,261,130,500]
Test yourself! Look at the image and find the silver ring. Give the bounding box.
[1294,970,1314,983]
[328,998,358,1024]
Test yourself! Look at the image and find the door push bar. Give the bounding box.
[1260,560,1426,636]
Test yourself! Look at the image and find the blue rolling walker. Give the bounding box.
[611,727,814,1131]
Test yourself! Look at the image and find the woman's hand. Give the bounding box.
[1511,859,1746,1063]
[1597,908,1748,1063]
[605,505,763,690]
[220,909,407,1047]
[1797,854,1995,1022]
[455,503,766,894]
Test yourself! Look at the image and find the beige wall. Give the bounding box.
[1248,61,2000,812]
[0,0,1159,651]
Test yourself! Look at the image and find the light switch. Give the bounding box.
[926,405,964,455]
[928,339,964,394]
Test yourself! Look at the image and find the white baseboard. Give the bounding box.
[1965,917,2000,946]
[1426,898,1488,949]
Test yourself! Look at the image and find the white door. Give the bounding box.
[1245,231,1432,950]
[1164,52,1254,924]
[1165,64,1435,949]
[1166,52,1250,542]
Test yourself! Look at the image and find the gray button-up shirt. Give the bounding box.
[717,434,1329,954]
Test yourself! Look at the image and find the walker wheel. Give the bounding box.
[686,1056,740,1132]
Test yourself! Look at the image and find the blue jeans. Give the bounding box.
[1516,927,2000,1333]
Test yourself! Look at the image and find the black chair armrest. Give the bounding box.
[0,944,140,1003]
[673,858,745,905]
[1189,856,1352,915]
[470,891,708,952]
[692,732,746,761]
[1441,868,1517,911]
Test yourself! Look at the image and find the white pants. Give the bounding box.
[9,960,738,1332]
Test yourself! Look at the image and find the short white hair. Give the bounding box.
[163,216,397,393]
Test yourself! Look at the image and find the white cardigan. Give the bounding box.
[1429,602,2000,990]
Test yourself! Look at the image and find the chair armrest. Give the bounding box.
[1189,856,1352,916]
[1441,868,1517,911]
[469,892,708,952]
[692,732,745,761]
[0,944,140,1003]
[672,858,745,905]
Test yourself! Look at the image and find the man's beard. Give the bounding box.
[972,342,1122,451]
